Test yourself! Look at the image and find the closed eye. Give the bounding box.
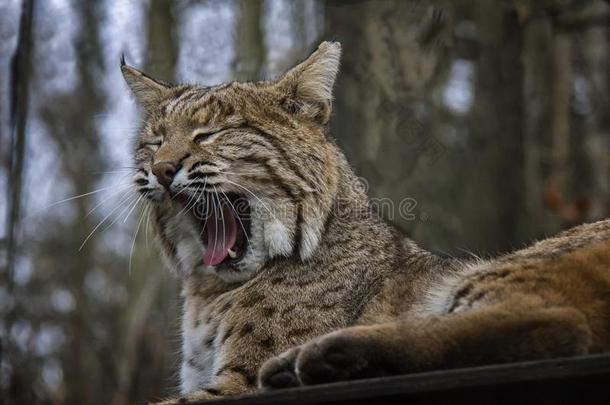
[193,130,222,144]
[143,141,162,150]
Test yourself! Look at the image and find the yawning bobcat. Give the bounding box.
[121,42,610,404]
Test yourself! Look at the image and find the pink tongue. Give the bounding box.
[203,204,238,266]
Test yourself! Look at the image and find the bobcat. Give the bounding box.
[121,42,610,404]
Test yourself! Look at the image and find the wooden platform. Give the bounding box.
[191,353,610,404]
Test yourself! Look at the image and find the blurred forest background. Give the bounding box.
[1,0,609,404]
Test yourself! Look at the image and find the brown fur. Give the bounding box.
[120,43,610,404]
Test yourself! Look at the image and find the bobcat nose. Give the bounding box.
[152,161,177,189]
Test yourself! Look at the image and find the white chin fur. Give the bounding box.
[159,206,205,278]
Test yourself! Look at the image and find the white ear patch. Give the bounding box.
[158,203,204,278]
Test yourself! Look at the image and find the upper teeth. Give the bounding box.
[227,248,237,259]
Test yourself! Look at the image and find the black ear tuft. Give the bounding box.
[120,53,126,67]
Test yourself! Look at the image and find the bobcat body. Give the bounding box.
[121,42,610,403]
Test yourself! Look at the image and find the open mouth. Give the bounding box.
[189,193,251,268]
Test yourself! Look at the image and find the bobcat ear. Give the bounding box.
[275,41,341,124]
[121,56,171,111]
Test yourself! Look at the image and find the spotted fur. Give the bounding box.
[121,42,610,404]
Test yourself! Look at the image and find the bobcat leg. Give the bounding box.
[261,305,593,387]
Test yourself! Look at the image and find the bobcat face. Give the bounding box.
[123,42,342,282]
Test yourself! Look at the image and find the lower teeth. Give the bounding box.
[227,248,237,259]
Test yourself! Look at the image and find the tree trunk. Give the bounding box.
[233,0,265,81]
[522,17,560,240]
[465,3,526,254]
[324,0,443,244]
[5,0,33,293]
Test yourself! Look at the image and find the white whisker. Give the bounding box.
[48,180,130,207]
[90,169,134,175]
[101,192,141,233]
[171,184,193,201]
[198,180,210,238]
[219,188,250,247]
[145,204,152,249]
[123,194,145,223]
[210,190,219,257]
[177,186,201,217]
[86,184,132,217]
[213,186,226,252]
[223,179,277,221]
[78,193,137,251]
[129,203,148,275]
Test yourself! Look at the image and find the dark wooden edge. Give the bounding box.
[189,353,610,404]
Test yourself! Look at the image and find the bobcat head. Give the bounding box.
[122,42,342,282]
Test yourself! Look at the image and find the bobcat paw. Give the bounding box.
[259,346,302,389]
[295,330,373,385]
[261,328,387,389]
